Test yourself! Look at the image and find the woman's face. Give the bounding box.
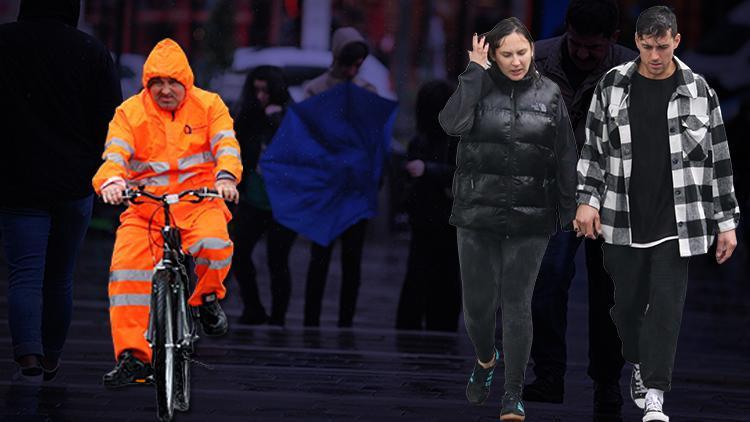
[253,79,270,107]
[491,32,533,81]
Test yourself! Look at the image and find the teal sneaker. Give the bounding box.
[465,348,500,405]
[500,392,526,421]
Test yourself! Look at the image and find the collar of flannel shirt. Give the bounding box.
[610,56,699,100]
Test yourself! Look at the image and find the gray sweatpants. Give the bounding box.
[457,228,549,395]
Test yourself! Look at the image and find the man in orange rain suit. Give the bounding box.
[92,38,242,388]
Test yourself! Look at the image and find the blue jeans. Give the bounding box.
[0,195,93,362]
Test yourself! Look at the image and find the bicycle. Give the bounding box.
[123,187,223,422]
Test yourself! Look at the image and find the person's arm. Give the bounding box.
[706,86,740,264]
[576,81,609,210]
[554,98,579,230]
[92,106,135,195]
[574,80,610,238]
[706,87,740,232]
[438,62,485,136]
[438,33,489,136]
[208,95,243,184]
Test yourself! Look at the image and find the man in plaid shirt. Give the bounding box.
[574,6,739,422]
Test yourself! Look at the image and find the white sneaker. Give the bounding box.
[630,364,647,409]
[642,394,669,422]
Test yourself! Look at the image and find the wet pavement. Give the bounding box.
[1,219,749,421]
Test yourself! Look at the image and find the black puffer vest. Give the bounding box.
[439,62,577,236]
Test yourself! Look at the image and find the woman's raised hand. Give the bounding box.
[468,33,490,70]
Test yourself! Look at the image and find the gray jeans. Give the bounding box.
[457,228,549,395]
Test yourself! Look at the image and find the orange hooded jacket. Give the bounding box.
[92,38,242,222]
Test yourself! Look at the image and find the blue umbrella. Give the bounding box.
[259,82,398,246]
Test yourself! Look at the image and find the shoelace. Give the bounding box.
[633,366,647,393]
[645,396,663,412]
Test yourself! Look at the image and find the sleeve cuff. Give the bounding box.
[576,190,601,211]
[216,170,237,181]
[716,214,739,232]
[101,176,126,190]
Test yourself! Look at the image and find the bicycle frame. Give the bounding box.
[123,187,220,421]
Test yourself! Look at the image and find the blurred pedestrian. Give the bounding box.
[575,6,740,421]
[524,0,635,414]
[0,0,122,382]
[231,66,298,326]
[301,27,378,328]
[440,18,578,421]
[395,80,461,332]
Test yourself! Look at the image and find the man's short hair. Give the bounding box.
[636,5,678,38]
[565,0,619,38]
[337,42,368,66]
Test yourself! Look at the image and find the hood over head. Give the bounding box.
[331,27,369,60]
[142,38,195,91]
[18,0,80,27]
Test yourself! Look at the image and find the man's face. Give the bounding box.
[565,27,615,71]
[635,30,681,79]
[333,58,364,80]
[148,77,186,111]
[491,32,533,81]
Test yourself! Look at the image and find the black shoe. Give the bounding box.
[594,381,624,415]
[523,375,564,403]
[103,350,153,388]
[236,308,268,325]
[500,392,526,421]
[466,349,500,405]
[198,293,228,336]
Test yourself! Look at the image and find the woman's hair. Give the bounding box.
[234,65,291,146]
[239,65,291,110]
[416,80,455,138]
[482,17,537,75]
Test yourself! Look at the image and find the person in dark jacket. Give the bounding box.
[523,0,636,414]
[439,18,578,421]
[0,0,122,382]
[231,66,298,326]
[395,80,461,332]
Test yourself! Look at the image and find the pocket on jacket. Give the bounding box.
[606,105,626,149]
[680,114,709,161]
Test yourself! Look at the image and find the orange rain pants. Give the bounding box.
[107,203,232,362]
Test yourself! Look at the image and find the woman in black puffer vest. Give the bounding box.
[439,17,578,421]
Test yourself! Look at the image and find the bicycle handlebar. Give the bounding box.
[123,187,223,205]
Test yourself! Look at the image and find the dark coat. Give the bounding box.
[0,0,122,208]
[403,133,458,230]
[439,62,578,236]
[534,35,636,150]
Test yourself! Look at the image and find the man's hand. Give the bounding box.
[101,180,128,205]
[715,229,737,264]
[468,33,490,70]
[215,179,239,204]
[573,204,602,239]
[405,159,425,178]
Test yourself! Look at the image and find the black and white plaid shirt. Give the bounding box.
[577,57,740,257]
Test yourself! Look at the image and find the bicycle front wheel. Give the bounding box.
[153,270,176,422]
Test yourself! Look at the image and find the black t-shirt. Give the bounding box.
[628,69,679,244]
